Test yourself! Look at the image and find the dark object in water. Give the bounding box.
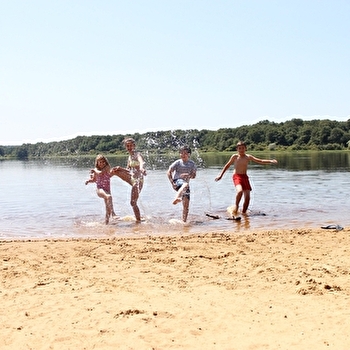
[205,213,241,221]
[226,216,241,221]
[205,213,220,219]
[321,224,343,231]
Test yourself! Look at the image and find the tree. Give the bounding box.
[329,127,345,144]
[16,146,28,160]
[297,126,312,145]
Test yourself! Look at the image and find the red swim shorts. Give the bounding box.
[233,173,252,191]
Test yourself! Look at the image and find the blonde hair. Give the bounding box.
[94,154,110,170]
[123,137,136,145]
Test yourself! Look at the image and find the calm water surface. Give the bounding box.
[1,152,349,240]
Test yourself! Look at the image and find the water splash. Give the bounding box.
[141,130,206,170]
[191,137,205,168]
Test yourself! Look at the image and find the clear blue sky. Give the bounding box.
[1,0,349,145]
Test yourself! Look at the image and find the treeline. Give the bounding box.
[1,118,350,159]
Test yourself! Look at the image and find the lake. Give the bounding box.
[0,151,349,240]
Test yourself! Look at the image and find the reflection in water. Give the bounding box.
[271,151,350,171]
[201,151,350,171]
[234,214,251,231]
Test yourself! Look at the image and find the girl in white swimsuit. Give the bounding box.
[112,138,146,222]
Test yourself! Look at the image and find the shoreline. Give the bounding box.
[1,227,349,349]
[1,218,346,243]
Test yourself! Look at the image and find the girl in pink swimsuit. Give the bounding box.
[85,154,118,224]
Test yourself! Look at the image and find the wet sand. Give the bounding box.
[1,227,349,349]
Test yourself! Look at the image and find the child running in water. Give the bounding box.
[85,154,118,224]
[215,141,277,216]
[167,145,197,222]
[112,138,146,222]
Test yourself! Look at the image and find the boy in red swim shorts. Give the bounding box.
[215,141,277,215]
[233,173,252,191]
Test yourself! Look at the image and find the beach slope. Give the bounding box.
[1,228,350,349]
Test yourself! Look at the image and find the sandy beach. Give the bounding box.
[1,227,350,349]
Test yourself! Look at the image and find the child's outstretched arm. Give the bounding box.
[248,155,278,165]
[137,152,147,175]
[85,170,96,185]
[215,155,236,181]
[167,168,177,190]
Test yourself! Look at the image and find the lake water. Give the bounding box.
[1,152,349,240]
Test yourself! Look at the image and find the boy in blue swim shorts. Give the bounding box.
[167,145,197,222]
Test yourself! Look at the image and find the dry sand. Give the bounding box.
[1,227,350,349]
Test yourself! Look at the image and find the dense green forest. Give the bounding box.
[1,118,350,160]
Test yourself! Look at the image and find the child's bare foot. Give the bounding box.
[135,217,145,223]
[227,205,238,217]
[173,198,182,205]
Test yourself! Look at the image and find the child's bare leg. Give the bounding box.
[182,196,190,222]
[173,183,188,205]
[133,206,141,222]
[130,183,142,222]
[104,198,112,224]
[107,196,119,220]
[173,198,182,205]
[97,189,114,224]
[112,167,133,186]
[173,190,183,204]
[234,185,243,214]
[111,208,119,219]
[242,190,251,214]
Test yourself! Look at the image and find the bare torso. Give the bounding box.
[232,153,250,174]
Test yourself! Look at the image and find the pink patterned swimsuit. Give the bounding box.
[96,172,111,193]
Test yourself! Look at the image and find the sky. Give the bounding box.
[1,1,349,146]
